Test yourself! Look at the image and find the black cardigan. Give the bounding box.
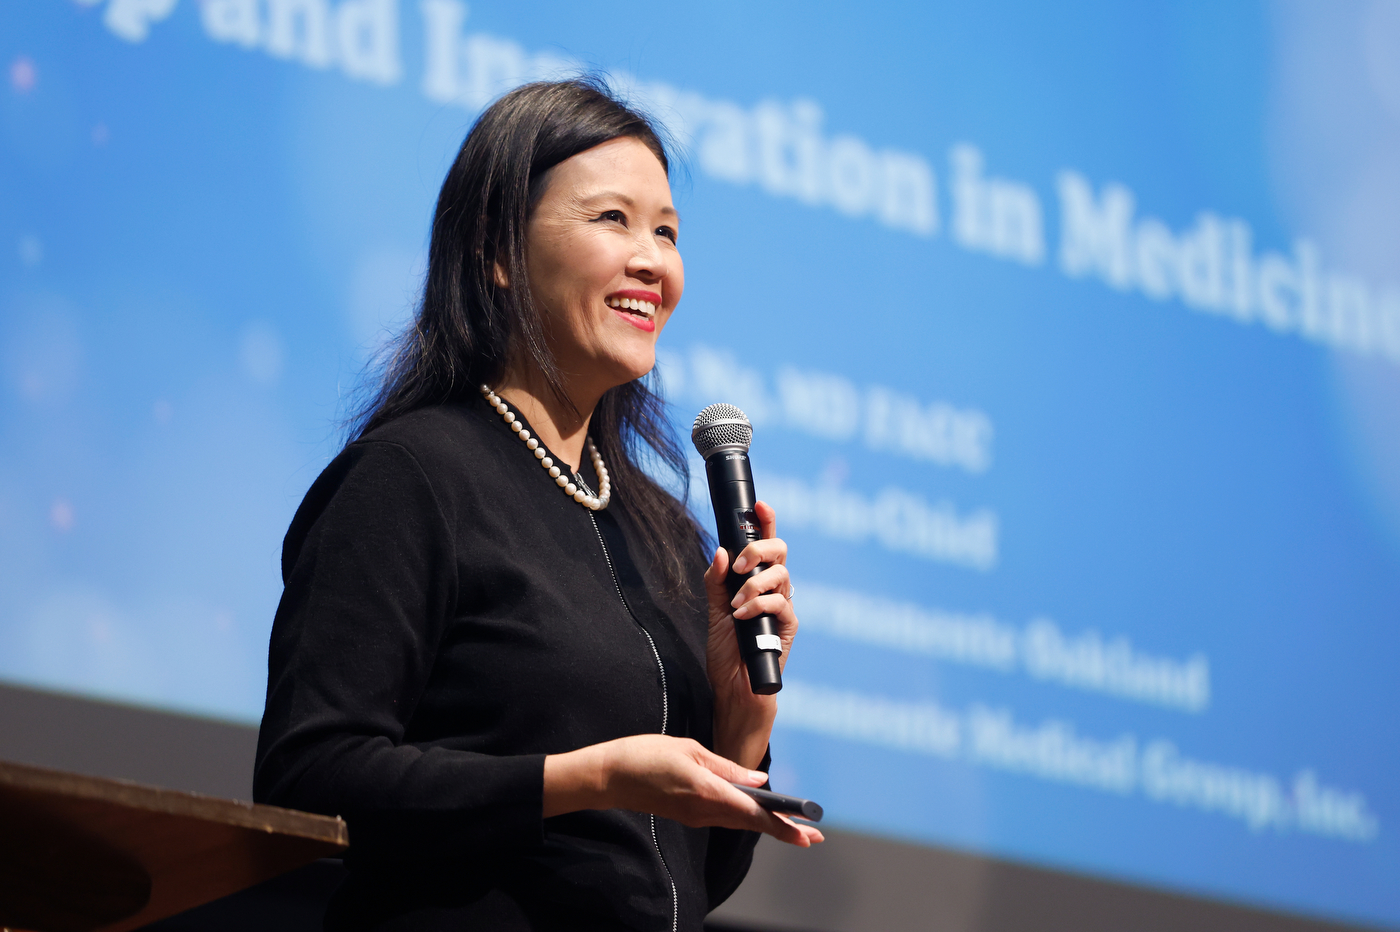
[253,397,761,930]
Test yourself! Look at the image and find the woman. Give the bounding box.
[254,78,820,931]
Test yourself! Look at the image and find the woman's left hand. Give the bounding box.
[703,499,797,770]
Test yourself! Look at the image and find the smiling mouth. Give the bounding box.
[606,295,658,320]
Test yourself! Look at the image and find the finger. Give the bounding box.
[694,775,820,845]
[729,563,791,608]
[755,500,778,539]
[713,783,805,843]
[763,810,815,846]
[708,783,806,845]
[730,538,787,574]
[732,592,796,623]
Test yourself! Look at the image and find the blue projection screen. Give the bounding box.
[3,1,1398,927]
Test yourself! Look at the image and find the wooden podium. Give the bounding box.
[0,759,348,932]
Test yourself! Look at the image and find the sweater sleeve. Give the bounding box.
[253,440,545,863]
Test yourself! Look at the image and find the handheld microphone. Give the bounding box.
[691,403,783,695]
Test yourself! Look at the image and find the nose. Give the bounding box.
[626,229,667,284]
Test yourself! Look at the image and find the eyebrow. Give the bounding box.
[582,191,680,222]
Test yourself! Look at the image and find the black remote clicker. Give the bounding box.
[730,783,824,822]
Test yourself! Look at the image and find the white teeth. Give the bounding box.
[608,296,657,317]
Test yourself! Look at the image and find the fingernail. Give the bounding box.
[730,593,743,609]
[749,770,767,782]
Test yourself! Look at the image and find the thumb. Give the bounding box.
[694,745,767,787]
[704,547,732,606]
[754,499,777,539]
[705,546,730,584]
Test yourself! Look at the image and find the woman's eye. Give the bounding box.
[656,226,677,243]
[597,210,626,224]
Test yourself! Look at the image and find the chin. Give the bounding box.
[604,348,658,387]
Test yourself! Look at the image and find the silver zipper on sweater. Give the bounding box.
[580,474,679,932]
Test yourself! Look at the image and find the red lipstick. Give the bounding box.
[609,289,662,304]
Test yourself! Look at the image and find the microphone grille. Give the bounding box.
[691,403,753,457]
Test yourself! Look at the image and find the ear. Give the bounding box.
[493,259,510,289]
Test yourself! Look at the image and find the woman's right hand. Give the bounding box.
[543,734,823,847]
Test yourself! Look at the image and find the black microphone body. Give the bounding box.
[693,406,783,695]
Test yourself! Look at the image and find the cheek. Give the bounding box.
[667,256,685,307]
[653,308,675,336]
[587,244,629,292]
[533,233,614,302]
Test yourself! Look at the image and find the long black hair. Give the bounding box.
[348,77,706,599]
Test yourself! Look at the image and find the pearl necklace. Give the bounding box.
[480,384,611,511]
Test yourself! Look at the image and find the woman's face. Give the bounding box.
[523,135,683,397]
